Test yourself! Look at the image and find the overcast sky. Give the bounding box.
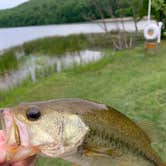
[0,0,29,10]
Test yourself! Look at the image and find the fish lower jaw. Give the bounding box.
[1,109,38,162]
[6,124,21,148]
[2,112,21,150]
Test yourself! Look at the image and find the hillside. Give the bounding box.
[0,0,136,28]
[0,0,97,27]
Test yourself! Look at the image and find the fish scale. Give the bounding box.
[78,106,161,166]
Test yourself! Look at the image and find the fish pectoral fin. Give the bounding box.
[84,147,120,158]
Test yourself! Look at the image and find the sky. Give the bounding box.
[0,0,29,10]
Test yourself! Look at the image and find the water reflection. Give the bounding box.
[0,50,103,91]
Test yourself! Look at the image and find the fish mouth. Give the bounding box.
[6,122,21,150]
[0,109,21,158]
[0,108,40,163]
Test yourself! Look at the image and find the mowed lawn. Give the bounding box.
[0,41,166,165]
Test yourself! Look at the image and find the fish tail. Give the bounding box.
[143,147,165,166]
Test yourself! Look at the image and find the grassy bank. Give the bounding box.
[0,32,143,75]
[22,32,143,55]
[0,41,166,165]
[21,33,119,55]
[0,33,105,75]
[0,51,18,76]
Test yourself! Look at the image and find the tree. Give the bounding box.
[85,0,115,32]
[116,0,144,34]
[151,0,166,33]
[86,0,135,50]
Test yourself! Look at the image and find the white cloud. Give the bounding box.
[0,0,29,10]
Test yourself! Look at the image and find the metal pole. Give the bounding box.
[157,22,163,43]
[148,0,151,22]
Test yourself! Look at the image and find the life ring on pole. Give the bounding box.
[144,23,159,40]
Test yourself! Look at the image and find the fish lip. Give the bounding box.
[13,123,21,147]
[1,109,39,162]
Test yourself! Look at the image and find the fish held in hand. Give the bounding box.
[0,98,165,166]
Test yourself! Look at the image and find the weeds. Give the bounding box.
[0,51,18,76]
[0,32,143,76]
[22,32,144,55]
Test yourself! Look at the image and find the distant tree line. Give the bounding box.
[0,0,94,27]
[0,0,165,30]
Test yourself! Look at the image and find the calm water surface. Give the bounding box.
[0,20,151,51]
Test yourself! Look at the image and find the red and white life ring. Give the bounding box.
[144,23,159,40]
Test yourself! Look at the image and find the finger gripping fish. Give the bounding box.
[0,98,165,166]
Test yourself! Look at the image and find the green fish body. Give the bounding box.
[1,98,165,166]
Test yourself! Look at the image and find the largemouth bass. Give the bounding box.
[0,98,165,166]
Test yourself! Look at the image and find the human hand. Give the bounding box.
[0,130,36,166]
[0,130,6,165]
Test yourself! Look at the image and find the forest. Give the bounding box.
[0,0,165,29]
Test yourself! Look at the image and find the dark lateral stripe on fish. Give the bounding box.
[84,126,160,166]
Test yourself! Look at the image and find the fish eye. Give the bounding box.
[26,106,41,121]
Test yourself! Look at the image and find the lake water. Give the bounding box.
[0,50,103,91]
[0,19,153,51]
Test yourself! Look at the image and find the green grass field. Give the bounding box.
[0,41,166,165]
